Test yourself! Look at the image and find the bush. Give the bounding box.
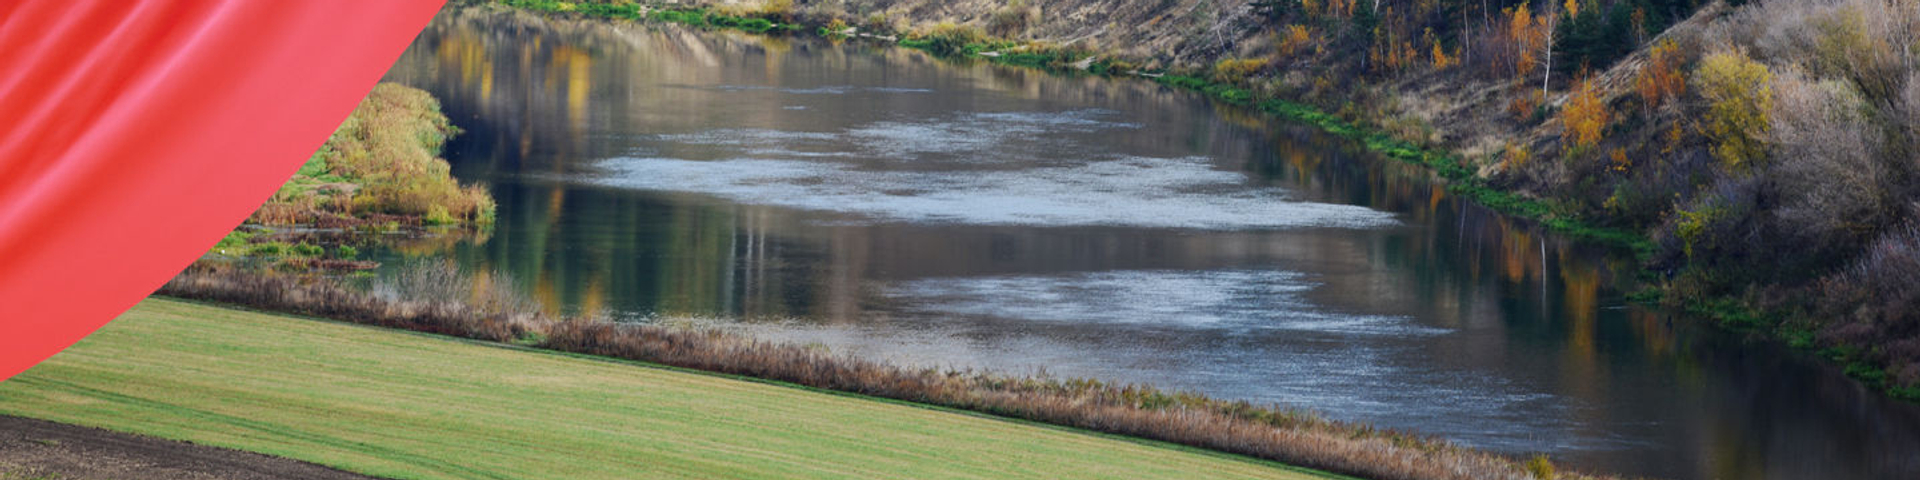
[1211,58,1270,83]
[1767,68,1892,247]
[1276,24,1316,58]
[1524,454,1555,479]
[909,23,988,57]
[1560,76,1611,153]
[987,1,1040,38]
[1694,49,1773,170]
[290,243,326,257]
[259,83,494,227]
[1818,223,1920,389]
[1633,39,1687,112]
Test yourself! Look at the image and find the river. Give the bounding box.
[378,6,1920,479]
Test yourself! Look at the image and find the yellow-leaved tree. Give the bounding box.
[1561,76,1611,153]
[1694,49,1774,170]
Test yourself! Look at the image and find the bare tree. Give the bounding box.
[1542,0,1562,95]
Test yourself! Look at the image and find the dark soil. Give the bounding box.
[0,416,381,480]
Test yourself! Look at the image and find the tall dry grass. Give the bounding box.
[157,264,1616,480]
[161,264,542,343]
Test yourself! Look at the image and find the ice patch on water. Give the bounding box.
[649,109,1141,163]
[711,85,935,95]
[654,129,841,146]
[847,110,1140,159]
[584,156,1397,229]
[881,269,1449,336]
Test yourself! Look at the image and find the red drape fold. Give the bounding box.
[0,1,446,381]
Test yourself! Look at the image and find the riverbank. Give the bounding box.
[215,83,495,273]
[0,298,1348,480]
[492,0,1920,402]
[151,263,1600,480]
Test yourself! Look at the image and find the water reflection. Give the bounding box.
[380,7,1920,479]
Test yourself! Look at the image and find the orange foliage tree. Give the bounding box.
[1505,3,1547,80]
[1277,24,1316,58]
[1633,39,1687,112]
[1561,76,1611,153]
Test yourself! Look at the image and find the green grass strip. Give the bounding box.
[0,298,1348,480]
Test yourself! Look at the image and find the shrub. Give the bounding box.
[1507,89,1543,121]
[1694,49,1773,170]
[1633,39,1687,112]
[1560,76,1611,153]
[1805,2,1902,101]
[908,23,988,57]
[249,242,287,257]
[987,0,1040,38]
[1524,454,1555,479]
[1819,223,1920,389]
[290,243,326,257]
[1211,58,1270,83]
[756,0,793,22]
[261,83,495,227]
[1767,68,1891,246]
[1276,24,1316,58]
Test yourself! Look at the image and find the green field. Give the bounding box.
[0,299,1337,480]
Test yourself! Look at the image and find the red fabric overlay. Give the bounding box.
[0,1,446,381]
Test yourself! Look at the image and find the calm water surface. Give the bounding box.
[382,7,1920,479]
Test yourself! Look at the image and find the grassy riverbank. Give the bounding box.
[154,264,1580,480]
[0,298,1339,480]
[257,83,492,228]
[218,83,496,272]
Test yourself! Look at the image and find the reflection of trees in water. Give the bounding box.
[379,7,1920,478]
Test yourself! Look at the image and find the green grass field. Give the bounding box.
[0,299,1338,480]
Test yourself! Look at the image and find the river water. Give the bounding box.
[380,7,1920,479]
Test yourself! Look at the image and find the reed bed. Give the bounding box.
[159,264,1611,480]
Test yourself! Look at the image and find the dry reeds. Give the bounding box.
[161,264,542,343]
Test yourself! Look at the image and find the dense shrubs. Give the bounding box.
[1619,0,1920,396]
[904,22,988,57]
[986,0,1039,38]
[256,83,494,227]
[1819,224,1920,396]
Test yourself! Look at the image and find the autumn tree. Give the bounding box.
[1694,48,1773,170]
[1508,3,1542,79]
[1561,75,1611,152]
[1633,38,1686,113]
[1277,24,1316,58]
